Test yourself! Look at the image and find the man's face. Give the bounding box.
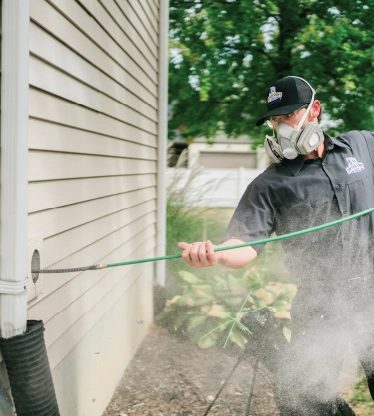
[269,108,309,132]
[267,100,321,132]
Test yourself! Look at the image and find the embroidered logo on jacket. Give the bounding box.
[268,86,282,104]
[345,157,365,175]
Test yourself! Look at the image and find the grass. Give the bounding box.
[347,368,374,415]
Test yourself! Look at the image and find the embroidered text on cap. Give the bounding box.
[268,86,282,104]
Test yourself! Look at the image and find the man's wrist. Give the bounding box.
[217,250,226,265]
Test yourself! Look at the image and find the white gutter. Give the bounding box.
[0,0,30,338]
[156,0,169,286]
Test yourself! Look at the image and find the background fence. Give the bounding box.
[166,167,264,208]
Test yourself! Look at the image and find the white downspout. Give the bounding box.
[0,0,30,338]
[156,0,169,286]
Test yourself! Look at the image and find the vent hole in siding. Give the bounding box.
[31,250,40,284]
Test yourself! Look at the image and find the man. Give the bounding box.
[178,76,374,415]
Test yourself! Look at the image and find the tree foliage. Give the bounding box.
[168,0,374,144]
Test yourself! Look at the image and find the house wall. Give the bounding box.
[26,0,159,414]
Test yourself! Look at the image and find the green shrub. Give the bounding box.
[158,264,296,349]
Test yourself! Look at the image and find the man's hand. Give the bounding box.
[177,240,222,268]
[178,238,258,269]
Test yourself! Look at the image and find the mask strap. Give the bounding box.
[287,76,316,133]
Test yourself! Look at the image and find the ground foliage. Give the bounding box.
[158,266,296,349]
[169,0,374,144]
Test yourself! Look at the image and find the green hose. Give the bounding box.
[106,207,374,268]
[33,207,374,273]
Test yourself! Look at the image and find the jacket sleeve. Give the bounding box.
[360,130,374,167]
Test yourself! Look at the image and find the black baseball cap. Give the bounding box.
[255,76,316,126]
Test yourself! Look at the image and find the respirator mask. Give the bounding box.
[263,77,324,164]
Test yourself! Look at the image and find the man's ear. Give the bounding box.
[311,100,321,119]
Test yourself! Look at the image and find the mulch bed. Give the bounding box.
[103,325,279,416]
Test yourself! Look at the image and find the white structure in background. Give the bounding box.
[188,133,270,170]
[166,167,264,208]
[167,133,270,208]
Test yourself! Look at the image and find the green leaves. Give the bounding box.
[169,0,374,143]
[158,267,296,349]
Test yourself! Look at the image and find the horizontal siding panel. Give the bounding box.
[53,0,158,91]
[137,0,158,32]
[29,89,156,147]
[150,0,159,13]
[28,174,156,212]
[29,151,156,181]
[28,219,155,308]
[43,260,152,358]
[30,57,157,135]
[29,120,157,158]
[76,0,157,72]
[30,1,157,102]
[30,23,157,118]
[44,259,154,370]
[106,0,158,53]
[30,227,155,338]
[144,0,159,23]
[43,203,156,268]
[49,0,158,86]
[126,0,158,41]
[99,0,157,60]
[28,187,156,239]
[50,274,152,416]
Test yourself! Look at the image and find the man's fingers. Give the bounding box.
[178,242,202,266]
[198,243,209,265]
[177,241,218,267]
[206,240,215,258]
[189,243,202,263]
[177,242,189,250]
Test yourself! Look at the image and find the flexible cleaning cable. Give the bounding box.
[32,207,374,274]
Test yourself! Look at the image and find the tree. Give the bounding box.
[168,0,374,144]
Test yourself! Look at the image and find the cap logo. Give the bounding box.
[268,86,282,104]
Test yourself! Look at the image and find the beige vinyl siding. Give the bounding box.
[30,57,157,134]
[30,23,157,118]
[52,267,153,416]
[142,0,159,25]
[29,89,156,146]
[29,174,156,213]
[99,0,157,59]
[27,0,160,413]
[29,187,156,238]
[30,1,157,103]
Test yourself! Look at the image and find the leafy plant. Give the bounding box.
[158,265,296,349]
